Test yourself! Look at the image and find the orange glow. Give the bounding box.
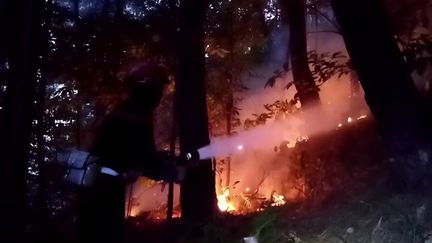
[137,112,370,219]
[357,114,367,120]
[217,188,236,212]
[271,194,286,207]
[128,208,140,218]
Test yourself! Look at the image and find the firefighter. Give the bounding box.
[77,62,175,243]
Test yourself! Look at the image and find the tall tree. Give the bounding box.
[0,0,42,240]
[177,0,217,222]
[115,0,124,20]
[73,0,79,17]
[331,0,431,190]
[101,0,110,18]
[280,0,321,107]
[34,1,54,241]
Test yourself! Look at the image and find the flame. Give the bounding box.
[138,112,371,219]
[271,194,286,207]
[357,114,367,120]
[298,135,309,142]
[210,113,371,215]
[286,142,296,148]
[126,207,140,218]
[217,188,236,212]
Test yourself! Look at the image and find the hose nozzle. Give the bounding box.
[178,150,200,165]
[185,150,200,161]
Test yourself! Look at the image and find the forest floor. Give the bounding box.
[34,116,432,243]
[125,117,432,243]
[126,186,432,243]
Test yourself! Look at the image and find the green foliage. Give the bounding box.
[308,50,352,85]
[205,0,271,137]
[244,99,299,129]
[398,34,432,75]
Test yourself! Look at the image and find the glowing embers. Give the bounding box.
[215,185,292,214]
[357,114,367,120]
[297,135,309,142]
[127,207,140,218]
[338,114,368,129]
[283,135,309,149]
[217,188,236,212]
[271,193,286,207]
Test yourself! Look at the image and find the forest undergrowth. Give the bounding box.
[127,118,432,243]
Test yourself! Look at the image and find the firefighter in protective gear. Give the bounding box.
[77,62,175,243]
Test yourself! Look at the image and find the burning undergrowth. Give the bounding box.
[128,111,381,221]
[127,116,402,243]
[212,113,378,216]
[129,66,374,219]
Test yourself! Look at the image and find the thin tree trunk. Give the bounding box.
[177,0,216,222]
[167,107,177,222]
[35,1,53,241]
[101,0,110,18]
[167,0,179,222]
[113,0,125,66]
[224,0,236,190]
[331,0,431,190]
[115,0,124,21]
[75,104,82,148]
[225,90,233,189]
[73,0,79,18]
[0,0,42,240]
[280,0,321,108]
[253,0,269,37]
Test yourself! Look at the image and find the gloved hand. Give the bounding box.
[131,151,185,183]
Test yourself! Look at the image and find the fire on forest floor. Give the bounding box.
[125,187,432,243]
[124,115,432,242]
[127,113,380,222]
[211,114,370,216]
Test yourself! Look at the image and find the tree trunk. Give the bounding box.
[167,103,177,222]
[224,0,236,190]
[113,0,125,65]
[331,0,431,190]
[101,0,110,18]
[73,0,79,18]
[0,0,42,240]
[75,104,82,148]
[280,0,321,108]
[177,0,217,222]
[34,1,53,241]
[252,0,269,37]
[115,0,124,21]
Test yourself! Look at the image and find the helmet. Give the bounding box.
[124,62,168,88]
[123,62,169,108]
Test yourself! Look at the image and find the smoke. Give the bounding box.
[198,101,365,160]
[198,28,369,160]
[133,21,372,214]
[201,27,370,199]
